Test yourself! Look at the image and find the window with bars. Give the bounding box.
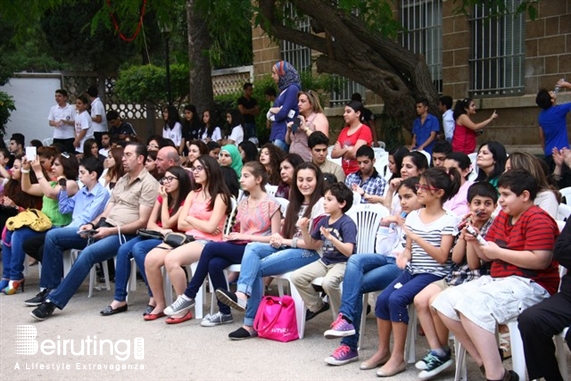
[469,1,525,96]
[400,0,443,94]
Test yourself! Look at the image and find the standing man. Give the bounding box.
[48,89,76,154]
[438,95,454,143]
[87,86,108,147]
[411,98,440,155]
[536,79,571,172]
[237,82,260,141]
[29,142,159,320]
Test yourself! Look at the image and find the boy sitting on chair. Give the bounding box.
[291,182,357,321]
[432,169,560,381]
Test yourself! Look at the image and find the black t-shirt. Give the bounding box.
[237,96,258,124]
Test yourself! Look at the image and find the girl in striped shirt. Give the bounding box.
[363,167,460,377]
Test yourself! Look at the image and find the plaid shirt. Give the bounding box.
[446,217,495,286]
[345,170,386,203]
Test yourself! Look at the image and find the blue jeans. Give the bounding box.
[43,226,135,309]
[375,270,441,324]
[184,241,247,315]
[114,236,162,302]
[339,254,402,351]
[243,123,257,140]
[272,139,289,152]
[2,227,47,280]
[237,242,320,326]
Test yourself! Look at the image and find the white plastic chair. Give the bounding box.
[265,185,278,198]
[414,150,432,166]
[560,187,571,205]
[327,145,342,167]
[467,152,479,182]
[63,249,111,298]
[274,197,290,217]
[557,203,571,221]
[42,137,53,146]
[376,141,386,150]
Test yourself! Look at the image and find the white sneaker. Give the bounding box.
[200,311,233,327]
[164,295,195,316]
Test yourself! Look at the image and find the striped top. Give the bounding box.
[405,209,457,277]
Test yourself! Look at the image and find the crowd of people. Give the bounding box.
[0,61,570,381]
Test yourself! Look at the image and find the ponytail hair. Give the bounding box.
[421,167,461,204]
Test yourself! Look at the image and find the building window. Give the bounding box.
[400,0,443,94]
[280,8,312,72]
[469,0,525,96]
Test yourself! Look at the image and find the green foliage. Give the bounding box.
[377,111,405,151]
[114,64,190,107]
[0,92,16,137]
[452,0,539,20]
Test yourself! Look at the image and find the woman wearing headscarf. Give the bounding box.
[219,144,243,179]
[267,61,301,151]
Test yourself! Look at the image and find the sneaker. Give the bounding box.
[25,289,51,307]
[216,288,246,312]
[417,351,453,379]
[324,344,359,366]
[305,302,330,321]
[415,348,451,370]
[30,302,56,321]
[164,295,195,316]
[324,314,356,339]
[200,311,233,327]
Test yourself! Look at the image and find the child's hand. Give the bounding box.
[269,233,283,248]
[402,225,416,241]
[320,226,332,240]
[396,253,408,269]
[479,241,499,259]
[395,215,406,226]
[389,178,402,191]
[298,217,310,230]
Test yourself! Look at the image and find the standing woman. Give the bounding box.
[162,105,182,147]
[216,162,326,339]
[268,61,301,151]
[258,143,285,186]
[451,98,498,154]
[286,90,330,162]
[475,141,507,188]
[180,104,201,155]
[276,153,304,199]
[200,109,222,144]
[144,155,231,323]
[332,100,373,176]
[163,162,282,326]
[101,166,192,317]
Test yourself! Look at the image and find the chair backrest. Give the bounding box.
[224,197,238,235]
[265,185,278,198]
[347,203,390,253]
[557,203,571,221]
[414,150,432,166]
[274,197,290,217]
[559,187,571,205]
[351,191,361,208]
[327,145,342,166]
[467,152,479,182]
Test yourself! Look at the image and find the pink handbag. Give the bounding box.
[253,295,299,342]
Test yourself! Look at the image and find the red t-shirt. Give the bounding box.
[485,205,560,295]
[451,123,476,154]
[336,124,373,175]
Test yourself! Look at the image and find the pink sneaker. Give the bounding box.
[324,314,356,339]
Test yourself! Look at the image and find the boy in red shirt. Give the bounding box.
[432,169,559,381]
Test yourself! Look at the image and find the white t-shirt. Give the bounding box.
[163,122,182,146]
[228,125,244,145]
[48,104,76,139]
[201,127,222,142]
[443,109,455,141]
[75,110,93,153]
[90,97,108,133]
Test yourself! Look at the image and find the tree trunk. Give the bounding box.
[186,0,214,113]
[258,0,439,132]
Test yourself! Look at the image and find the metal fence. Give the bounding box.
[469,0,525,96]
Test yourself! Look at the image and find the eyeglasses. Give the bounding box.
[415,183,440,192]
[160,176,178,185]
[191,165,204,173]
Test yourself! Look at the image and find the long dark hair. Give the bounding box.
[239,141,258,164]
[282,162,325,238]
[163,105,180,131]
[83,138,98,160]
[453,98,472,121]
[259,143,285,185]
[194,155,232,215]
[183,104,200,132]
[388,146,409,180]
[475,141,507,183]
[57,152,79,180]
[200,109,218,139]
[421,167,462,204]
[164,166,192,211]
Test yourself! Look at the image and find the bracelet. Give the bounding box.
[291,237,298,248]
[20,169,30,174]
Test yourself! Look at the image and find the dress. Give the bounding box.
[452,123,476,154]
[336,124,373,176]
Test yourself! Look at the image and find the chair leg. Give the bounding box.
[277,273,306,339]
[188,263,204,319]
[162,267,173,306]
[129,258,137,292]
[556,328,569,381]
[507,320,527,380]
[358,293,368,351]
[453,338,468,381]
[88,266,96,298]
[404,304,417,363]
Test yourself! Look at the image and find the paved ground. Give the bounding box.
[1,270,569,381]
